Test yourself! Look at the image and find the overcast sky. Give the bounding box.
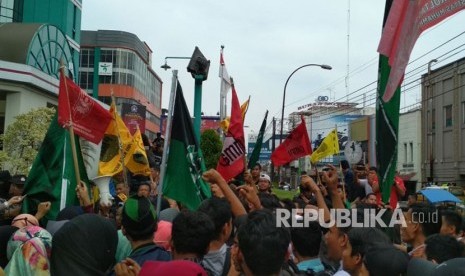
[82,1,465,132]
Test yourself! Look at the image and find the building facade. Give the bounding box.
[1,0,82,80]
[422,57,465,185]
[79,30,162,138]
[0,23,75,132]
[397,108,422,191]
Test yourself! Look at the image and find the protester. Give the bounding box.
[440,210,463,240]
[4,226,52,275]
[119,196,170,267]
[198,197,233,276]
[257,173,272,194]
[0,226,17,268]
[171,210,215,273]
[51,214,118,275]
[290,221,326,274]
[233,209,290,276]
[424,234,464,264]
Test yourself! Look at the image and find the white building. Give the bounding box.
[397,108,422,191]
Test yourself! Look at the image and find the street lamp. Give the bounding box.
[279,64,332,144]
[160,56,191,71]
[277,63,331,182]
[159,48,210,142]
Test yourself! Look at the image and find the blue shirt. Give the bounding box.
[297,258,325,273]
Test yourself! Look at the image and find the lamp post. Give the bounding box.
[160,48,210,142]
[278,64,332,181]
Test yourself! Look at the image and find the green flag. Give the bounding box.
[376,0,400,203]
[162,81,211,210]
[22,113,90,222]
[248,110,268,169]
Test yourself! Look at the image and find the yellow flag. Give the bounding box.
[220,97,250,132]
[98,103,133,176]
[310,129,340,164]
[125,127,151,176]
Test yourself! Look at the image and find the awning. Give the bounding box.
[419,189,462,204]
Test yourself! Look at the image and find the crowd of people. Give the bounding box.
[0,154,465,275]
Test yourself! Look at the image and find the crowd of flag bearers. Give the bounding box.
[2,1,465,273]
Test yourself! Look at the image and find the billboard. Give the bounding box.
[310,113,363,163]
[121,103,146,135]
[247,133,272,162]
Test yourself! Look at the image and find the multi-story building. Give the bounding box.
[0,0,81,133]
[1,0,82,79]
[422,57,465,185]
[79,30,162,139]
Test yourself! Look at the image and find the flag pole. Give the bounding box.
[59,61,82,190]
[335,124,346,203]
[156,70,178,217]
[110,91,130,186]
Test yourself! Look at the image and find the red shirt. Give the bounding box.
[389,176,406,209]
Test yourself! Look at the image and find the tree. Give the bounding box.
[200,129,222,170]
[0,107,55,175]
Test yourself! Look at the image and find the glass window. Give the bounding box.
[444,105,452,127]
[404,143,407,163]
[409,142,413,163]
[462,102,465,125]
[432,109,435,130]
[81,49,89,67]
[88,49,95,68]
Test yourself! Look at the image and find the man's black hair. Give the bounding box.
[198,197,232,241]
[172,210,215,257]
[442,210,463,235]
[409,203,440,237]
[425,234,464,264]
[258,193,281,211]
[291,221,322,258]
[368,167,377,172]
[253,163,262,170]
[348,227,390,258]
[238,209,290,276]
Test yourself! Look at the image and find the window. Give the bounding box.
[432,109,436,130]
[409,142,413,163]
[444,105,452,127]
[404,143,407,163]
[462,102,465,124]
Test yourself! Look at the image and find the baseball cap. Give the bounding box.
[121,196,156,234]
[139,260,207,276]
[10,175,26,186]
[408,257,465,276]
[259,173,270,182]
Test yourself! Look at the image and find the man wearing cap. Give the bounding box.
[257,173,272,194]
[119,196,171,268]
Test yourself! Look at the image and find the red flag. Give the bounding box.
[58,73,112,144]
[216,83,245,181]
[378,0,465,102]
[271,116,312,166]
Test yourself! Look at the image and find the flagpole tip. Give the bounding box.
[221,45,224,50]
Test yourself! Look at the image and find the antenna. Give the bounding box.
[345,0,351,102]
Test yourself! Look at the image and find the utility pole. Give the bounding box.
[271,117,276,182]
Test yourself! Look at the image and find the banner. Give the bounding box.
[121,103,146,135]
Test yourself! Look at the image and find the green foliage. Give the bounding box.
[0,107,55,175]
[200,129,222,170]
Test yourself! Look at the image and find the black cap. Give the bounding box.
[10,175,26,186]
